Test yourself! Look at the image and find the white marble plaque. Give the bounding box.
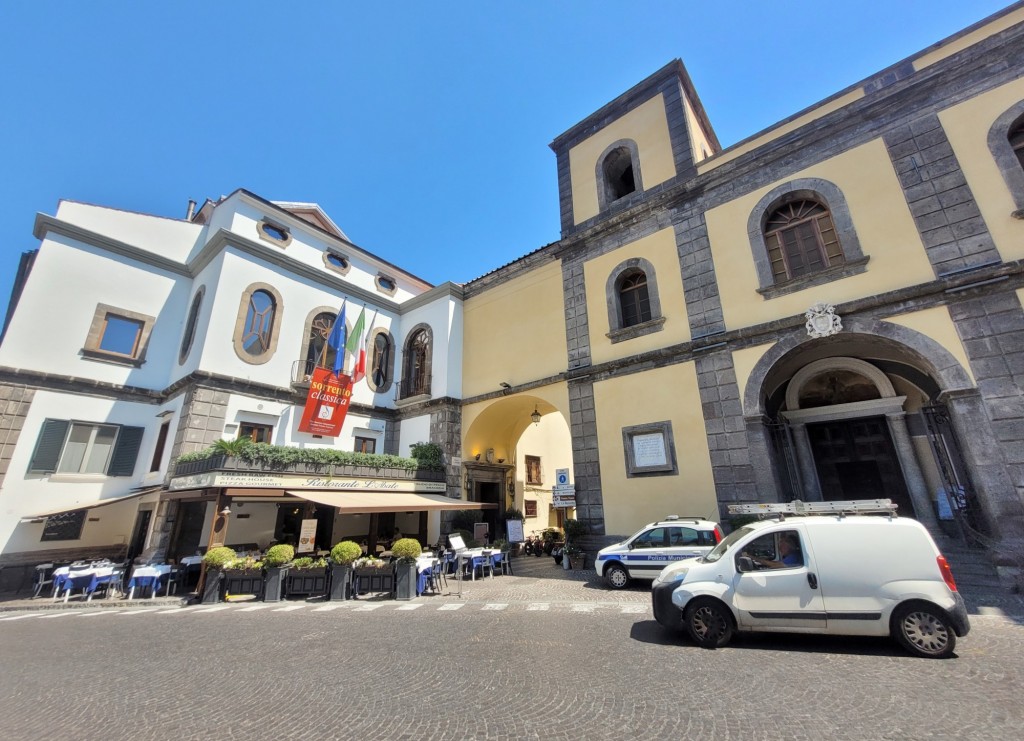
[632,433,667,467]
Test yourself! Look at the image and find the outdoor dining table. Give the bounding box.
[415,554,439,596]
[52,565,116,602]
[127,564,172,599]
[455,549,502,581]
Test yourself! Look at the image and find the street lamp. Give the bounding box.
[531,406,541,426]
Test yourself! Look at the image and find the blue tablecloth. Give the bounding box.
[127,574,163,594]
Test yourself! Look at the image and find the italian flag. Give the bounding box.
[345,308,367,382]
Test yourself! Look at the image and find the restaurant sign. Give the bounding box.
[297,519,317,553]
[297,367,353,437]
[169,471,447,493]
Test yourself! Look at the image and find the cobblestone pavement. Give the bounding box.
[1,558,1023,740]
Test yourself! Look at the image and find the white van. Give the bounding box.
[650,500,970,658]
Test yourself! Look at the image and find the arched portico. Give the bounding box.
[740,319,1011,540]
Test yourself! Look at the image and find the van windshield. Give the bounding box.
[703,526,753,563]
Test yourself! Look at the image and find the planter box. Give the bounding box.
[285,568,328,598]
[264,566,290,602]
[352,568,393,597]
[223,569,265,600]
[201,570,223,604]
[329,564,354,601]
[394,562,417,601]
[569,552,588,570]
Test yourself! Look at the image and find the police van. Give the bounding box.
[651,500,970,658]
[595,516,723,589]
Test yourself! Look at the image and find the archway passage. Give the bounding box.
[806,416,913,515]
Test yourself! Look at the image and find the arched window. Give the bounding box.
[232,283,284,364]
[369,330,394,392]
[604,257,664,343]
[764,200,844,282]
[178,287,205,364]
[603,147,636,201]
[618,271,651,328]
[596,139,644,212]
[303,311,339,377]
[401,326,432,398]
[987,103,1024,213]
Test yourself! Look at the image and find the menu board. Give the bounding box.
[297,519,317,553]
[506,519,524,543]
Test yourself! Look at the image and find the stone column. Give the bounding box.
[788,423,823,502]
[886,412,939,533]
[745,415,781,504]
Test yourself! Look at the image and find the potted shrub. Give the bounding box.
[329,540,362,601]
[352,556,393,597]
[284,556,329,599]
[391,538,422,600]
[262,544,294,602]
[563,519,588,570]
[222,555,265,601]
[200,546,236,604]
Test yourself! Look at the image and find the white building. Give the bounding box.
[0,190,477,589]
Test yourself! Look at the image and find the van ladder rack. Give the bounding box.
[728,499,898,517]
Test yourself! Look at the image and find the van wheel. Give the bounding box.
[893,602,956,659]
[684,598,734,648]
[605,564,630,590]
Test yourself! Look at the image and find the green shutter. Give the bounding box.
[27,419,70,474]
[107,426,144,477]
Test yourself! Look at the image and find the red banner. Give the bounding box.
[297,367,353,437]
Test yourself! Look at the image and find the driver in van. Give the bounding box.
[756,533,803,569]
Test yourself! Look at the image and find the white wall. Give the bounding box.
[398,415,432,457]
[55,201,204,264]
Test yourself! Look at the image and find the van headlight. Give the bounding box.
[654,568,688,587]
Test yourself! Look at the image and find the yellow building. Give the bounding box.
[462,3,1024,550]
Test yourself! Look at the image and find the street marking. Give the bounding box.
[156,608,191,614]
[119,609,160,616]
[38,613,76,619]
[482,604,507,611]
[79,611,121,617]
[0,614,37,621]
[352,604,384,612]
[527,603,550,611]
[437,603,464,610]
[237,605,272,612]
[396,604,423,611]
[193,605,232,613]
[272,605,307,612]
[620,605,646,614]
[311,604,349,611]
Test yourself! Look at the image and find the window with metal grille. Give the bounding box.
[764,200,844,282]
[402,328,431,397]
[618,271,651,328]
[303,311,339,378]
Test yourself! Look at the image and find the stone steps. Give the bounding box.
[935,541,1006,591]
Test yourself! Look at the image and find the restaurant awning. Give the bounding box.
[20,486,163,521]
[285,489,497,514]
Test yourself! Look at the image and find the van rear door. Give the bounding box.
[732,526,827,631]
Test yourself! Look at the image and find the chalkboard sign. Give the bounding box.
[506,519,524,543]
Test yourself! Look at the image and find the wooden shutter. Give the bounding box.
[107,425,144,477]
[27,419,70,474]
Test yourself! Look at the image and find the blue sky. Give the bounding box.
[0,1,1014,318]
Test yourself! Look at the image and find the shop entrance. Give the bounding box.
[807,416,914,516]
[172,501,208,562]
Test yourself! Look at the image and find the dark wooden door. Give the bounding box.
[807,417,915,516]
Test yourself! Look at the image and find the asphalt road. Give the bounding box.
[1,588,1022,741]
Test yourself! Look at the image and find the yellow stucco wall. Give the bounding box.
[593,363,718,535]
[569,95,675,225]
[881,306,975,385]
[584,227,690,365]
[732,342,778,416]
[698,89,863,174]
[914,6,1024,71]
[683,94,714,162]
[706,138,935,330]
[938,77,1024,261]
[461,383,570,463]
[462,261,567,399]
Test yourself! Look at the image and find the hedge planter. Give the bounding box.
[394,562,417,601]
[264,566,290,602]
[352,568,393,598]
[201,570,223,604]
[223,569,265,600]
[285,568,328,599]
[569,553,588,570]
[329,564,354,601]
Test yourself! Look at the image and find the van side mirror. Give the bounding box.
[737,556,755,573]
